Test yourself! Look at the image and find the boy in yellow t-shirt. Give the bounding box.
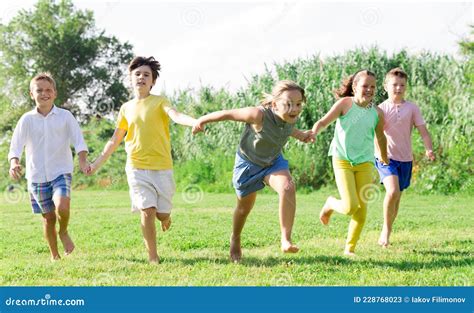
[89,56,198,263]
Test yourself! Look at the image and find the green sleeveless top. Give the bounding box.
[328,100,379,165]
[239,106,294,167]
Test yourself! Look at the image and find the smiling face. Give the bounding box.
[30,79,56,110]
[385,75,407,103]
[130,65,155,96]
[353,74,376,105]
[272,89,304,124]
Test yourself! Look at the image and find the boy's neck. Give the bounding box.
[36,104,54,116]
[389,97,405,105]
[135,90,151,100]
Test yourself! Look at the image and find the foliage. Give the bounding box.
[0,0,133,115]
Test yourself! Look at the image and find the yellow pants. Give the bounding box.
[332,158,374,252]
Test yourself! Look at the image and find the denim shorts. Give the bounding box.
[232,152,289,198]
[375,158,413,191]
[28,174,72,214]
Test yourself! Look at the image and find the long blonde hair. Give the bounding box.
[261,80,306,108]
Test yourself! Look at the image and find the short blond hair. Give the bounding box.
[30,72,57,91]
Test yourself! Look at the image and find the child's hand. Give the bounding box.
[192,118,206,135]
[299,130,315,143]
[380,157,390,166]
[86,163,98,176]
[79,159,91,175]
[9,163,23,180]
[425,150,435,161]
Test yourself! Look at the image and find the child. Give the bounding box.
[193,80,312,262]
[311,70,389,256]
[375,68,435,247]
[88,56,198,264]
[8,72,90,261]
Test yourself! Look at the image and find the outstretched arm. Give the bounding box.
[166,107,197,127]
[89,128,126,175]
[193,107,263,134]
[311,98,348,136]
[416,124,435,161]
[375,108,389,165]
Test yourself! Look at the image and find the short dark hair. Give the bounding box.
[385,67,408,83]
[128,56,161,82]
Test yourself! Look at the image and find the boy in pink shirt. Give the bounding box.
[375,68,435,247]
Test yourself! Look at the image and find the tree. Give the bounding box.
[0,0,134,116]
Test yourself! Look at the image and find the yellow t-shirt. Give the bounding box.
[117,94,173,170]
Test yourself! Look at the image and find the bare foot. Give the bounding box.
[59,232,75,255]
[281,240,299,253]
[378,229,390,248]
[319,196,335,225]
[344,249,356,257]
[230,235,242,263]
[149,257,160,264]
[50,255,61,262]
[160,216,172,232]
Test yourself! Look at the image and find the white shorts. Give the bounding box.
[125,168,175,214]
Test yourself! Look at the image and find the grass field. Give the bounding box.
[0,189,472,286]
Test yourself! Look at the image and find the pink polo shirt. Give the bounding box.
[377,100,425,162]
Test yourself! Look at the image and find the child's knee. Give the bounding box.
[156,212,170,222]
[342,200,359,215]
[42,212,56,224]
[141,207,157,219]
[386,189,401,200]
[277,179,296,196]
[235,204,252,216]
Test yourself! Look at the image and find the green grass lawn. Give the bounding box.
[0,189,472,286]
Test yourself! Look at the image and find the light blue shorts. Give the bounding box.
[232,152,289,198]
[28,174,72,214]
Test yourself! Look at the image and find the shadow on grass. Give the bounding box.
[158,253,472,271]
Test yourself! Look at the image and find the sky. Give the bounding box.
[0,1,472,94]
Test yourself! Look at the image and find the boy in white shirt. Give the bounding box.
[8,73,90,261]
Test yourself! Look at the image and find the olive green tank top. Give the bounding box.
[238,106,294,167]
[328,100,379,165]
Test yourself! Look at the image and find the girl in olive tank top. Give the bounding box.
[311,70,389,256]
[193,80,312,262]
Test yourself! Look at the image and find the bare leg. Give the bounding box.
[42,211,60,261]
[265,170,299,253]
[141,207,159,263]
[320,196,336,225]
[230,192,257,263]
[378,176,401,247]
[54,196,75,255]
[156,212,172,232]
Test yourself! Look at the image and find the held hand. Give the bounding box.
[79,160,91,175]
[192,118,206,135]
[306,130,316,143]
[298,130,315,143]
[380,157,390,166]
[86,163,98,176]
[425,150,436,161]
[9,163,23,180]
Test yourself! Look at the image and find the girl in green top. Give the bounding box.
[311,70,389,256]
